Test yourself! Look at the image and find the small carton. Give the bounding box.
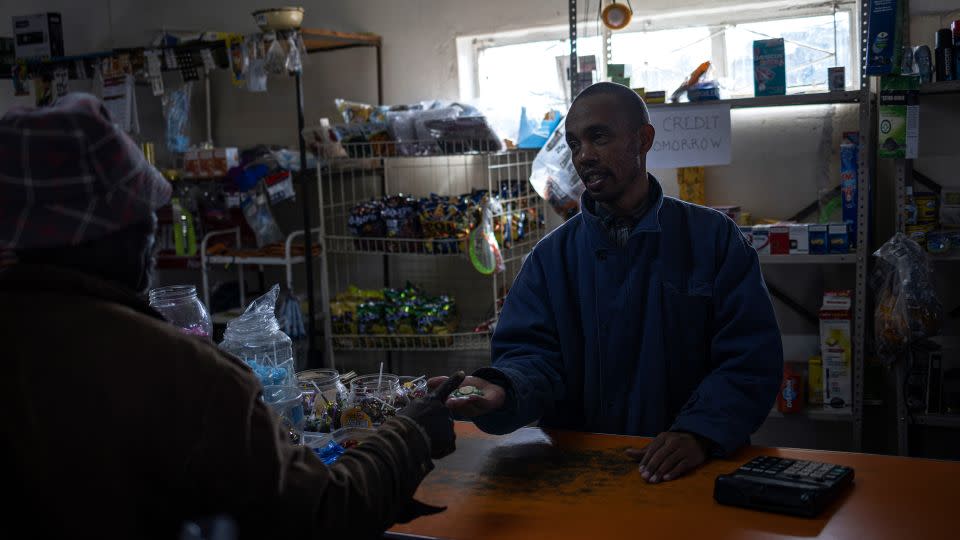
[751,226,770,254]
[789,224,809,255]
[12,13,64,61]
[829,223,850,254]
[809,224,829,254]
[208,147,240,177]
[769,225,790,255]
[820,290,853,408]
[182,150,201,179]
[739,226,754,247]
[197,149,215,178]
[808,356,823,405]
[753,38,786,96]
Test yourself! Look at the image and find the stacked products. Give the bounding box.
[905,188,960,255]
[347,180,542,255]
[740,223,851,255]
[329,284,460,345]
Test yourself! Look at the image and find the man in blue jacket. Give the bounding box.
[431,82,782,484]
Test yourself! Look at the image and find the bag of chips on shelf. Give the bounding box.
[872,233,944,361]
[335,98,387,124]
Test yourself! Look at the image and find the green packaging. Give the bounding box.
[878,76,919,159]
[754,38,786,96]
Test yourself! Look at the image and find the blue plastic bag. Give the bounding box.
[517,108,563,149]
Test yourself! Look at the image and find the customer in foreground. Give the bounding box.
[0,93,462,539]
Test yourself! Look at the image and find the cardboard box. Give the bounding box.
[209,147,240,177]
[809,224,829,254]
[789,224,809,254]
[820,290,853,408]
[12,12,64,61]
[753,38,786,96]
[808,355,823,405]
[751,226,770,254]
[183,150,201,178]
[829,223,850,254]
[840,132,859,247]
[865,0,905,75]
[183,147,239,178]
[739,226,754,247]
[769,225,790,255]
[878,76,919,159]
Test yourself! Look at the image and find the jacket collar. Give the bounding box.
[0,263,164,321]
[580,173,665,243]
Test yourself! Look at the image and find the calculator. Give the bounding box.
[714,456,855,517]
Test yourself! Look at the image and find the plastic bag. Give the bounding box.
[517,108,563,149]
[529,117,583,220]
[241,184,284,247]
[285,33,302,73]
[264,34,287,75]
[162,83,192,152]
[469,196,505,275]
[872,233,943,360]
[335,98,387,124]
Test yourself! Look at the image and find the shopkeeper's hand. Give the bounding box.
[426,375,506,418]
[398,371,466,459]
[626,431,710,484]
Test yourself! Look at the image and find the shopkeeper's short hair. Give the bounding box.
[572,81,651,129]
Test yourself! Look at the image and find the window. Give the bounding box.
[461,2,857,127]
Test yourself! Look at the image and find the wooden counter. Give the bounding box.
[390,423,955,540]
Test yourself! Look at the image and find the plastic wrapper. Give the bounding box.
[162,83,192,152]
[264,34,288,75]
[382,194,420,238]
[240,184,284,247]
[336,98,387,124]
[469,196,505,275]
[871,233,943,360]
[329,285,458,347]
[284,33,302,73]
[424,116,501,153]
[529,117,583,220]
[220,284,296,388]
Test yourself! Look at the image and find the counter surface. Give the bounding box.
[389,422,954,539]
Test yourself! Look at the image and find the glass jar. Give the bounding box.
[397,375,428,406]
[220,312,296,388]
[148,285,212,338]
[297,369,348,433]
[263,385,305,445]
[341,374,401,427]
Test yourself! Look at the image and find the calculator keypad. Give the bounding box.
[738,456,851,485]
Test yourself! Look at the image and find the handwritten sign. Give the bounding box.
[647,104,731,169]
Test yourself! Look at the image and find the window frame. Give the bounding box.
[457,0,860,103]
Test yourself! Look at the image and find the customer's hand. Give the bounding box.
[426,375,506,418]
[398,371,465,459]
[626,431,710,483]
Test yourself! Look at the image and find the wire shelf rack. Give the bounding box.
[317,142,543,367]
[331,331,492,352]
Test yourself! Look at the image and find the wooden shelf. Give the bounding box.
[301,29,381,52]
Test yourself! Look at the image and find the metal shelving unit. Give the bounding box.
[199,227,321,311]
[646,90,861,109]
[759,254,858,265]
[887,8,960,455]
[768,407,855,422]
[316,144,545,369]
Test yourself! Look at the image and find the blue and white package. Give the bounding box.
[840,132,859,248]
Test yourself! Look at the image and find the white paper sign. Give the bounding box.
[647,104,732,168]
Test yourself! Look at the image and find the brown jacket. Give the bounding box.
[1,265,434,539]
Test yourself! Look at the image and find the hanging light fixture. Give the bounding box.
[601,0,633,31]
